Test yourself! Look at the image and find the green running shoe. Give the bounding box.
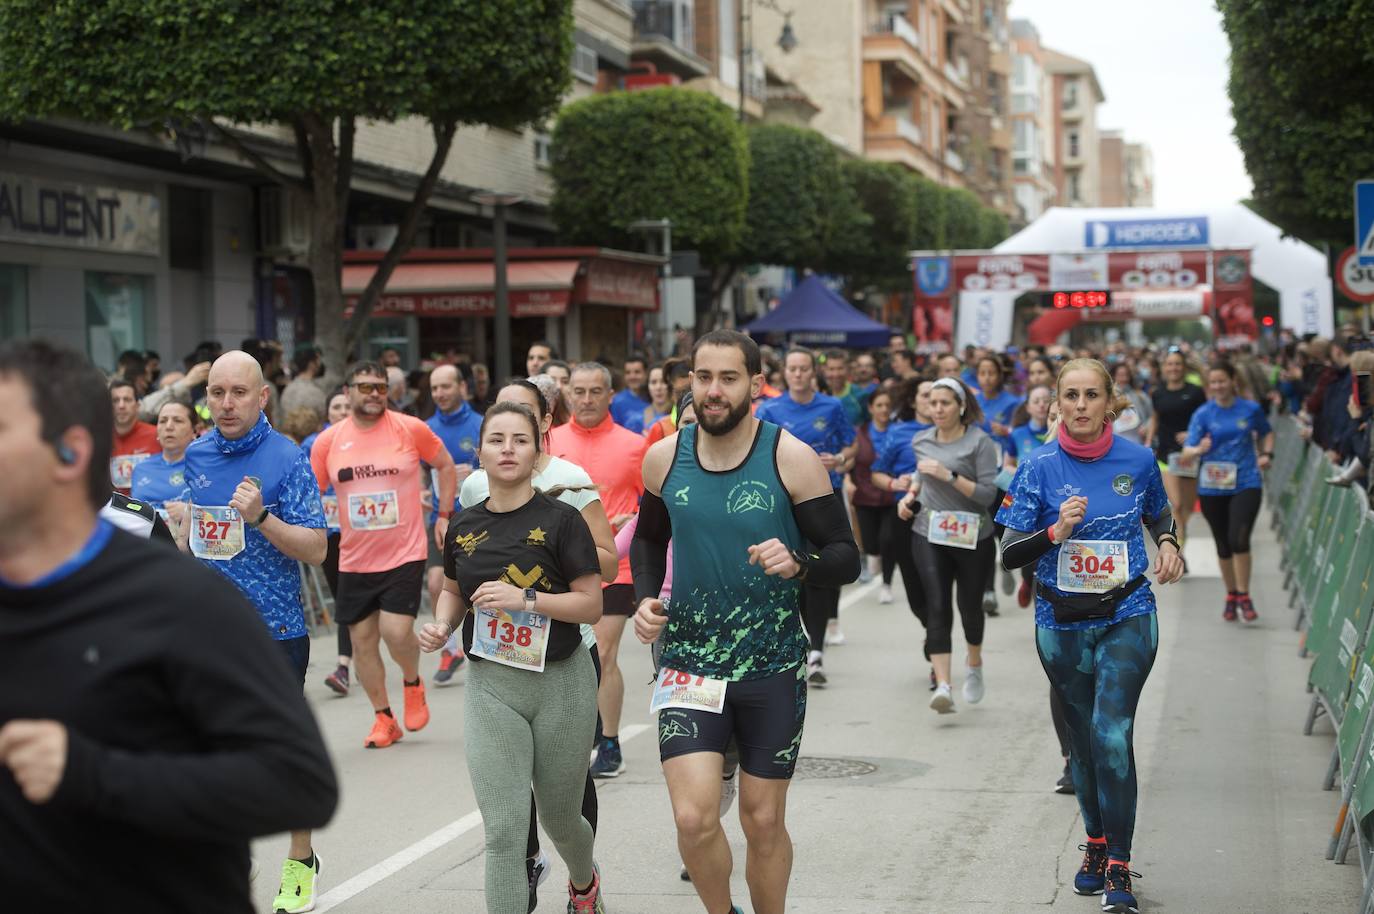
[273,853,321,913]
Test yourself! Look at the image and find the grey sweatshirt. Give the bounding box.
[911,424,1001,540]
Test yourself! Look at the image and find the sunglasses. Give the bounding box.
[351,381,387,394]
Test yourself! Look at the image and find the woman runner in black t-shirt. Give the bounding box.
[419,403,607,914]
[1146,349,1206,554]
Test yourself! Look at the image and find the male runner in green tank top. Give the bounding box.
[632,330,860,914]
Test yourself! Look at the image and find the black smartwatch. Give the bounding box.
[949,469,960,483]
[524,587,538,613]
[789,548,812,583]
[248,508,269,527]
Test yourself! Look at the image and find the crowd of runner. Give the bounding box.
[5,323,1366,914]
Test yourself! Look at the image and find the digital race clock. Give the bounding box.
[1052,290,1110,309]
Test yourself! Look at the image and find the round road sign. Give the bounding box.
[1337,246,1374,303]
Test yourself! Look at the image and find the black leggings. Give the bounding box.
[1198,488,1262,559]
[323,533,352,659]
[854,503,893,573]
[890,516,927,650]
[803,582,840,653]
[911,533,993,655]
[528,643,601,858]
[1050,686,1071,758]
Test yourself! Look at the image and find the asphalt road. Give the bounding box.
[251,511,1361,913]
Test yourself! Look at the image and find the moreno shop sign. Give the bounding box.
[0,173,161,256]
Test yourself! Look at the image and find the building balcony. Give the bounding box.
[1060,102,1084,122]
[631,0,710,79]
[944,147,965,172]
[989,115,1012,150]
[944,59,970,90]
[865,115,942,181]
[989,47,1012,75]
[864,14,937,88]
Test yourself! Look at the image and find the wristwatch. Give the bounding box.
[524,587,538,614]
[247,507,269,527]
[789,548,812,583]
[949,469,960,483]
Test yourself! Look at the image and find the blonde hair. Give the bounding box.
[1055,358,1131,419]
[1350,351,1374,374]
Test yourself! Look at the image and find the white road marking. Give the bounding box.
[314,722,651,912]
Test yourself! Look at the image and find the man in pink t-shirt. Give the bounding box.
[549,362,646,778]
[312,362,457,750]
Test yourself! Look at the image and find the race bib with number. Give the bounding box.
[651,667,728,714]
[189,505,246,561]
[471,607,549,672]
[110,453,149,489]
[1056,540,1129,593]
[348,490,398,530]
[927,510,981,550]
[1166,452,1199,478]
[321,494,340,531]
[1201,461,1238,490]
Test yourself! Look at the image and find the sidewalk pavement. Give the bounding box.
[251,510,1360,913]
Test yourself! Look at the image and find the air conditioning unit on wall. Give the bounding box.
[258,186,311,258]
[356,224,400,251]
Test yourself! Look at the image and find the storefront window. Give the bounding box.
[86,272,151,371]
[0,265,28,341]
[365,316,417,368]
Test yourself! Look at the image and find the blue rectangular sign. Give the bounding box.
[1084,216,1209,249]
[1356,181,1374,266]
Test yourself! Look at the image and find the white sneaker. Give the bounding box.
[1000,566,1016,595]
[879,586,894,604]
[858,565,875,584]
[825,622,846,646]
[963,665,985,704]
[929,683,956,714]
[719,771,737,817]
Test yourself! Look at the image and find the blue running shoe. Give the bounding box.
[1073,842,1107,896]
[590,738,625,779]
[1101,863,1141,913]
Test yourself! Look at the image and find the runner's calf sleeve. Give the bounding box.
[791,493,861,588]
[630,491,672,602]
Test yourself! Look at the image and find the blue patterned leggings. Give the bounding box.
[1036,613,1158,862]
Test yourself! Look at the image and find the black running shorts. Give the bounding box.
[336,559,425,625]
[657,665,807,779]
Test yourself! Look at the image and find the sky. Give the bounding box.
[1008,0,1253,211]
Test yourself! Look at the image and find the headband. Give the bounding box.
[526,374,560,415]
[931,377,966,404]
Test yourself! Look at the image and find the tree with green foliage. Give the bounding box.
[1218,0,1374,245]
[911,177,949,250]
[0,0,574,378]
[942,187,985,249]
[833,158,920,291]
[977,206,1011,249]
[550,88,748,268]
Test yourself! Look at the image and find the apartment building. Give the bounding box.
[1123,140,1154,206]
[1042,46,1105,208]
[1010,19,1056,224]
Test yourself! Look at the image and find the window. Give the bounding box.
[1013,53,1027,85]
[1063,79,1078,109]
[1068,131,1080,158]
[1068,170,1081,202]
[718,0,736,59]
[1013,119,1032,154]
[572,44,598,85]
[533,127,553,169]
[0,265,27,341]
[85,272,151,370]
[1013,158,1029,175]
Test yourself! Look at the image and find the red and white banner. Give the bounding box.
[1211,249,1256,339]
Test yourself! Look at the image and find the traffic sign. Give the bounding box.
[1337,246,1374,303]
[1356,181,1374,266]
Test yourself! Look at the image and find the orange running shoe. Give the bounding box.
[364,712,403,749]
[403,680,430,732]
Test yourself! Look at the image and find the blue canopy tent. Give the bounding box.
[742,275,894,348]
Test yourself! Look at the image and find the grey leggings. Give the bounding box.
[466,648,599,913]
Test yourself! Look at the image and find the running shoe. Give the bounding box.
[364,712,403,748]
[679,864,691,882]
[1101,863,1141,913]
[879,585,894,604]
[434,649,465,686]
[982,589,999,616]
[807,658,828,688]
[1017,576,1033,609]
[403,679,430,731]
[720,770,738,817]
[825,621,846,646]
[527,850,549,913]
[1239,594,1258,624]
[858,565,875,584]
[590,739,625,778]
[1222,594,1238,623]
[323,665,350,696]
[962,666,985,704]
[566,865,605,914]
[929,683,955,714]
[272,853,320,913]
[1073,842,1107,895]
[1054,764,1075,794]
[1000,566,1015,595]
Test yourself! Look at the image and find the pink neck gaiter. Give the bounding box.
[1057,417,1114,461]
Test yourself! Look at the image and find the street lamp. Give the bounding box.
[473,191,525,383]
[738,0,798,122]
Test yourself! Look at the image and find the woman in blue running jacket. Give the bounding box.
[997,358,1184,914]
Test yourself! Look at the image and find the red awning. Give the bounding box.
[342,260,580,318]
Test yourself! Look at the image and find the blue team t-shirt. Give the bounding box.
[182,414,327,640]
[978,388,1023,452]
[1185,398,1270,496]
[1010,422,1050,462]
[872,419,932,502]
[754,392,857,488]
[130,454,186,510]
[427,402,483,522]
[996,436,1169,631]
[610,388,652,434]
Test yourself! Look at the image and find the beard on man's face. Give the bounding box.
[694,392,751,436]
